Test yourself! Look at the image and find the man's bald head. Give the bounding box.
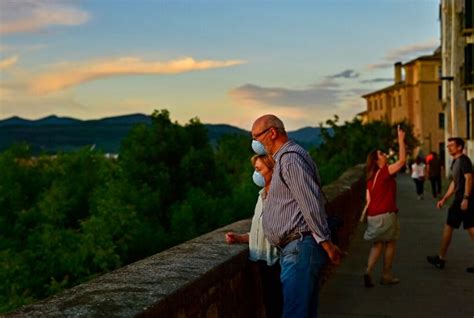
[252,114,285,133]
[251,114,288,155]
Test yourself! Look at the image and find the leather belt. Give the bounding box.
[277,231,312,249]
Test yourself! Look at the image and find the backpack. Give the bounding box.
[278,151,344,244]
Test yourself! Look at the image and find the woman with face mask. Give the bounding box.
[225,154,282,318]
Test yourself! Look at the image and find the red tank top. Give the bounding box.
[367,165,398,216]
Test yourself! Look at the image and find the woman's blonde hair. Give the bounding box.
[251,154,275,170]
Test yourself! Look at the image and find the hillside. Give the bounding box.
[0,114,324,153]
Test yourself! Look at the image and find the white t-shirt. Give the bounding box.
[411,162,426,179]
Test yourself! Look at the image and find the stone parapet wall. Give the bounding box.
[6,165,365,318]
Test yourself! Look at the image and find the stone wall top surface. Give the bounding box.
[6,164,366,318]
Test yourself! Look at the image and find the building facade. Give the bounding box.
[440,0,474,164]
[362,51,445,158]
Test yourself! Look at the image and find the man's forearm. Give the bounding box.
[464,174,472,198]
[442,181,456,200]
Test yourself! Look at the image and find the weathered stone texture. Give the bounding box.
[5,165,365,318]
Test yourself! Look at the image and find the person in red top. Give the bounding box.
[363,126,406,288]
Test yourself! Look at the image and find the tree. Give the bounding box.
[312,117,419,184]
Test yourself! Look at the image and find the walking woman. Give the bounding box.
[411,156,426,200]
[363,126,406,287]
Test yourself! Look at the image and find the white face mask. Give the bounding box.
[252,170,266,187]
[251,140,267,155]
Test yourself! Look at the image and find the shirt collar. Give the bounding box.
[273,139,294,161]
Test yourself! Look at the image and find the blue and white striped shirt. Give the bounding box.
[262,140,331,246]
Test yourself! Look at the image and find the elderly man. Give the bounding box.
[251,114,341,318]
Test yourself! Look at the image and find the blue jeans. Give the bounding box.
[280,235,328,318]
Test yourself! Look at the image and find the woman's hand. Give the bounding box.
[397,125,405,142]
[225,232,249,244]
[225,232,238,244]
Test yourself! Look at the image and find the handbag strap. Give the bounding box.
[278,151,333,212]
[371,168,381,191]
[366,168,381,206]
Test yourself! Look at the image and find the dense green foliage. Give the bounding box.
[0,110,256,312]
[311,116,418,184]
[0,111,418,312]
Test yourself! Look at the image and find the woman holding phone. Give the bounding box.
[363,125,406,287]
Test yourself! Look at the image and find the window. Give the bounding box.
[465,44,474,85]
[375,100,378,110]
[398,95,402,107]
[438,85,442,100]
[438,112,445,129]
[439,142,445,163]
[368,101,372,111]
[466,0,473,30]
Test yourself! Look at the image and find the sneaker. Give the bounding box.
[364,274,374,288]
[467,267,474,273]
[427,255,445,269]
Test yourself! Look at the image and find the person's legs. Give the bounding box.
[413,178,419,194]
[439,224,454,258]
[430,177,437,198]
[381,240,399,283]
[465,221,474,273]
[429,203,462,267]
[280,235,327,318]
[468,227,474,240]
[366,242,383,274]
[427,224,454,269]
[414,179,423,198]
[436,176,442,197]
[364,241,383,287]
[259,261,282,318]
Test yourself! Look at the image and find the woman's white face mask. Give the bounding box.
[252,170,265,187]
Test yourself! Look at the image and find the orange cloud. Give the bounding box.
[0,55,19,69]
[30,57,246,95]
[0,1,89,35]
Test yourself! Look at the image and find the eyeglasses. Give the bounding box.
[252,127,273,140]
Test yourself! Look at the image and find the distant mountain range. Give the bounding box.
[0,114,326,153]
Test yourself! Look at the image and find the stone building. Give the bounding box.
[362,50,444,158]
[440,0,474,163]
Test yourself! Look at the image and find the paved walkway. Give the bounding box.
[319,173,474,318]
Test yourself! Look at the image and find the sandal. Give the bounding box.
[380,276,400,285]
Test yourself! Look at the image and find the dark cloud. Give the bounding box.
[327,69,360,79]
[367,39,438,70]
[385,40,439,61]
[360,78,393,84]
[229,81,370,127]
[229,83,341,108]
[366,62,392,70]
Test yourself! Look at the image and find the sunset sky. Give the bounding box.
[0,0,439,130]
